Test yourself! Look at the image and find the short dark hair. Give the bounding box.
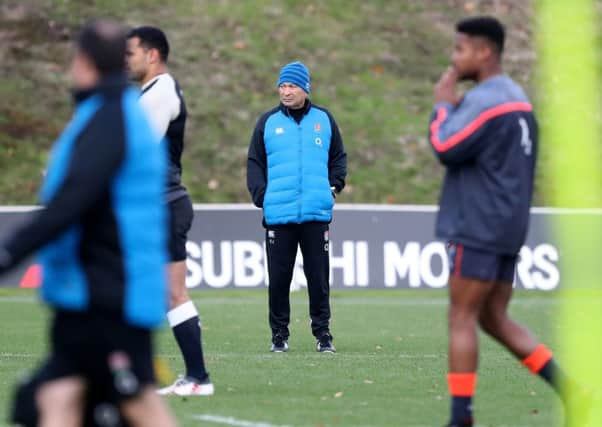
[77,19,127,76]
[127,26,170,62]
[456,16,505,54]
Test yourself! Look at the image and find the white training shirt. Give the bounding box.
[139,73,181,139]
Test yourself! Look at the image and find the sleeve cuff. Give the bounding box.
[433,102,454,113]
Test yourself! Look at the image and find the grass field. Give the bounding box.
[0,288,562,427]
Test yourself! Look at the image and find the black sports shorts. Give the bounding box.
[11,364,133,427]
[42,310,155,404]
[447,242,517,283]
[167,195,193,262]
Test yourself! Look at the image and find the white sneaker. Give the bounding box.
[157,380,177,396]
[157,375,215,396]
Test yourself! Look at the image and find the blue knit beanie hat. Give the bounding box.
[277,61,311,93]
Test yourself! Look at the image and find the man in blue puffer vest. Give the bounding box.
[247,61,347,353]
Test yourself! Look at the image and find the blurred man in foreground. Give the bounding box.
[1,19,177,427]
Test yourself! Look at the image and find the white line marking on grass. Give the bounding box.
[0,353,39,359]
[191,414,291,427]
[0,205,40,212]
[158,353,442,361]
[0,295,561,306]
[182,297,558,306]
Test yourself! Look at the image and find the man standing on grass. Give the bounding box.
[429,16,573,427]
[247,61,347,353]
[0,19,177,427]
[126,26,213,397]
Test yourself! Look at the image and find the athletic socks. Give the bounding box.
[447,373,476,426]
[444,345,569,426]
[521,344,561,393]
[167,301,209,382]
[521,343,594,424]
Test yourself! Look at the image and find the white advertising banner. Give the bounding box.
[1,204,599,290]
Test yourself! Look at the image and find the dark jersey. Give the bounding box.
[429,74,538,255]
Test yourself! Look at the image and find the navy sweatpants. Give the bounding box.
[265,221,331,338]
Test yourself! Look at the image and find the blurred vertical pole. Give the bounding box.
[537,1,602,426]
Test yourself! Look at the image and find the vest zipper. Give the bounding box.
[297,123,303,222]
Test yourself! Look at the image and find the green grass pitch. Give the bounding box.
[0,288,561,427]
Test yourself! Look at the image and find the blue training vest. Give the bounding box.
[38,88,168,328]
[263,107,334,225]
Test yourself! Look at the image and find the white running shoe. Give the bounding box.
[157,381,176,396]
[157,375,214,396]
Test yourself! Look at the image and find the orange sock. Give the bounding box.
[521,344,553,374]
[447,372,477,396]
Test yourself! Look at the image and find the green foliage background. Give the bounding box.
[0,1,540,204]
